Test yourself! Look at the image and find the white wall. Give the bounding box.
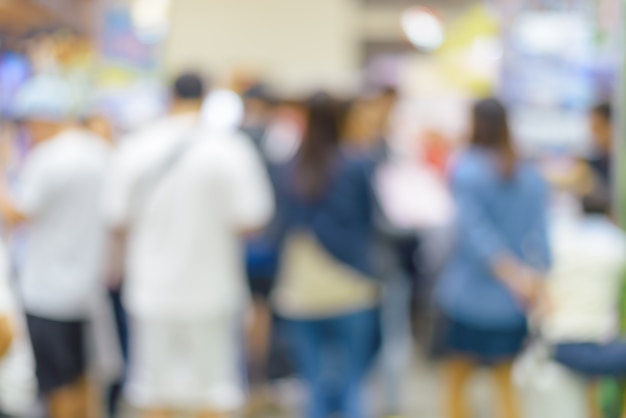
[165,0,361,94]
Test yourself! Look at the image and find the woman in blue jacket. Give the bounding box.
[435,98,551,418]
[271,94,381,418]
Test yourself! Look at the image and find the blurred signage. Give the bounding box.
[502,12,609,154]
[100,5,157,68]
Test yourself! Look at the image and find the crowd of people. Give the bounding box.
[0,66,621,418]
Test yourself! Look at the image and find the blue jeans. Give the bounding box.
[284,309,378,418]
[555,341,626,378]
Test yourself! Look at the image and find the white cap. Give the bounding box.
[201,89,244,133]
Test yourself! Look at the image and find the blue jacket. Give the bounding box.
[435,148,551,330]
[272,150,379,278]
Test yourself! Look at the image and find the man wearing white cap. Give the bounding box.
[104,73,274,418]
[0,74,111,418]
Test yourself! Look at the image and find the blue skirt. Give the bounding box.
[442,317,528,364]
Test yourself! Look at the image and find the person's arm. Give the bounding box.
[0,183,28,226]
[454,169,543,303]
[0,151,51,227]
[102,144,136,232]
[454,171,510,270]
[101,143,139,289]
[226,135,275,236]
[0,315,13,358]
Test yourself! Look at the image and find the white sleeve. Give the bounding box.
[15,152,51,217]
[224,135,275,231]
[0,242,14,315]
[102,141,138,229]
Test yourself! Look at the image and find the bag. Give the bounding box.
[372,158,455,233]
[514,342,588,418]
[0,320,36,416]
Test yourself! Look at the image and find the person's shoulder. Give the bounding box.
[340,147,378,175]
[193,130,255,158]
[451,149,492,187]
[121,118,170,146]
[21,131,75,170]
[512,163,547,200]
[595,218,626,248]
[518,159,546,183]
[561,216,626,255]
[454,148,487,172]
[114,118,178,162]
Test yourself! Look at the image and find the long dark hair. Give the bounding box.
[471,98,517,178]
[295,93,342,200]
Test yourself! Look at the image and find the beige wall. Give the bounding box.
[165,0,361,94]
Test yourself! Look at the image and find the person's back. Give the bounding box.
[543,191,626,381]
[270,94,380,418]
[437,148,550,328]
[19,130,109,318]
[272,151,379,318]
[435,98,551,418]
[125,126,273,318]
[104,73,274,417]
[544,214,626,342]
[2,73,112,418]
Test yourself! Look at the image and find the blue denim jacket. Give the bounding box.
[435,148,551,330]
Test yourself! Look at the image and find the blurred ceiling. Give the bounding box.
[361,0,476,8]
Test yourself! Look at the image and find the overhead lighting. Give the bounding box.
[401,7,446,52]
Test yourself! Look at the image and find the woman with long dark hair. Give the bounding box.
[435,98,551,418]
[271,93,380,418]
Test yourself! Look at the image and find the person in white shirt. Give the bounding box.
[542,188,626,390]
[0,74,111,418]
[103,73,274,418]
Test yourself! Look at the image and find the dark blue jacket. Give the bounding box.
[271,150,379,278]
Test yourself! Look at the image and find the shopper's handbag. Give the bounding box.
[514,339,588,418]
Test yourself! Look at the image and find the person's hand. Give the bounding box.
[0,185,26,226]
[512,275,544,309]
[493,256,544,309]
[526,280,554,320]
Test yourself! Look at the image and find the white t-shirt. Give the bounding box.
[542,216,626,343]
[103,114,274,320]
[16,129,110,320]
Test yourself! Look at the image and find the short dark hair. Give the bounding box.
[173,73,205,101]
[592,102,612,122]
[243,83,276,105]
[582,186,611,215]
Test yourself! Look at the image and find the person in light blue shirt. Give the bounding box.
[435,98,551,418]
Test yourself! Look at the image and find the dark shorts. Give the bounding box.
[442,317,528,364]
[247,276,276,300]
[26,314,87,394]
[245,239,279,300]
